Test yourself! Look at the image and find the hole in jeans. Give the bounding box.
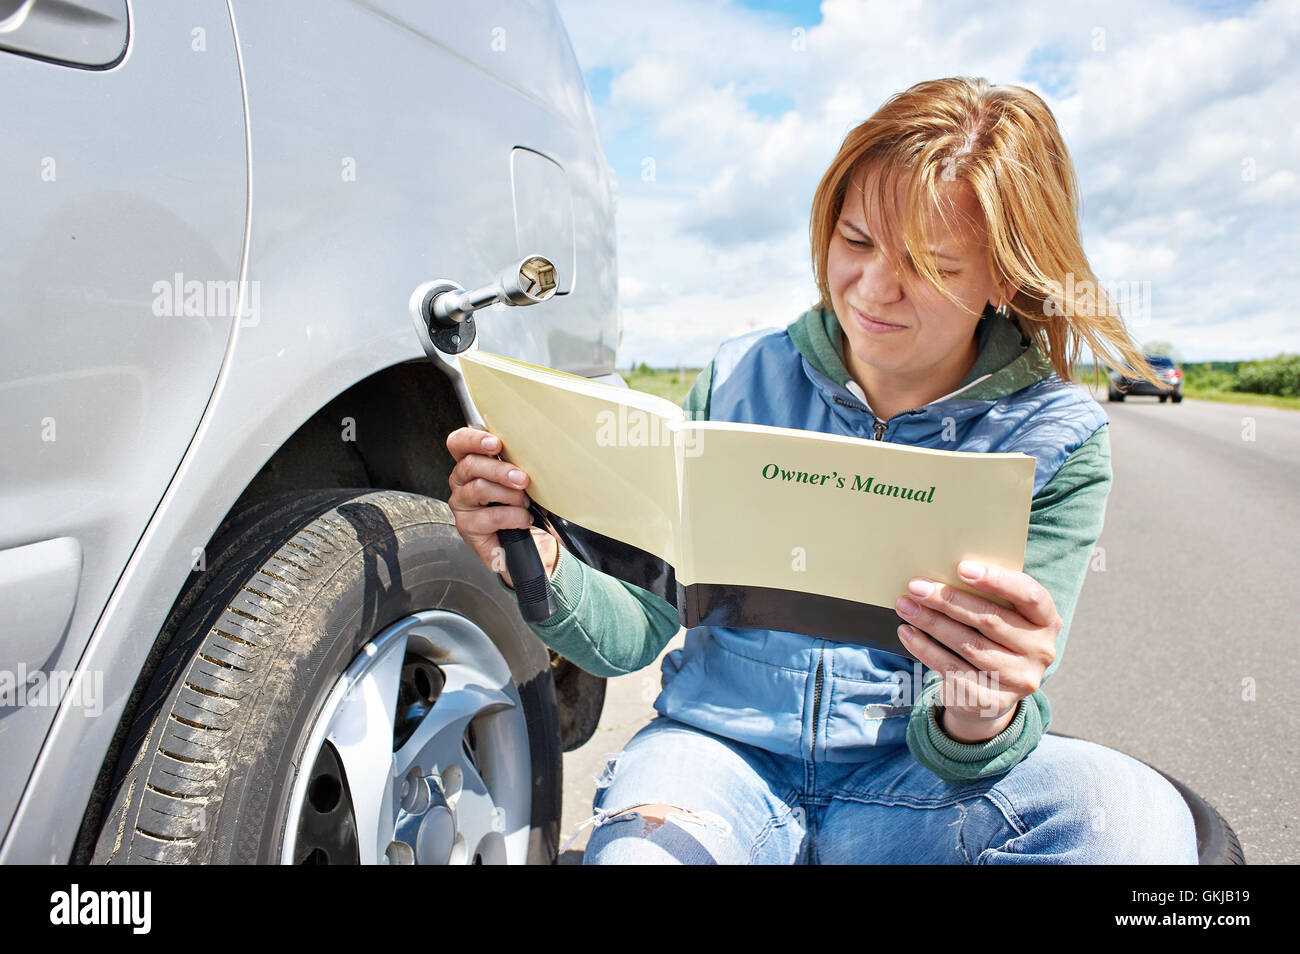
[608,803,733,838]
[593,751,624,790]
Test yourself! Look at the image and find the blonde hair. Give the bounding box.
[809,76,1164,389]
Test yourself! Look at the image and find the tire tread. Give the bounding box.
[91,489,561,864]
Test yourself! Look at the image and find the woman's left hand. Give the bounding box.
[893,560,1061,743]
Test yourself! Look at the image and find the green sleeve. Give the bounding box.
[681,359,714,422]
[905,424,1113,782]
[493,363,715,676]
[494,545,681,676]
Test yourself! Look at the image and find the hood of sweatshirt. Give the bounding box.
[786,302,1059,410]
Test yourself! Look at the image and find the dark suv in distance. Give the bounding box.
[1108,354,1184,403]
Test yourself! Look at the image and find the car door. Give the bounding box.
[0,0,246,840]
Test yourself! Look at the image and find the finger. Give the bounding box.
[449,451,530,496]
[446,426,502,462]
[954,561,1057,629]
[460,502,535,538]
[450,476,530,511]
[897,626,1012,713]
[901,579,1036,655]
[895,594,1022,669]
[900,584,1054,690]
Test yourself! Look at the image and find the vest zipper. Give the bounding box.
[817,392,879,759]
[810,651,824,761]
[832,393,889,441]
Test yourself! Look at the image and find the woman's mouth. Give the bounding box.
[852,307,907,334]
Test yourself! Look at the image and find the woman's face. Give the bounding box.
[828,163,1009,386]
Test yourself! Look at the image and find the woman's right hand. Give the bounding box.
[445,426,561,589]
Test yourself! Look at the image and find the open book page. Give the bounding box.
[676,420,1035,615]
[457,350,1037,655]
[457,350,686,569]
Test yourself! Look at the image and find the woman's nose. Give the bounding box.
[855,254,903,305]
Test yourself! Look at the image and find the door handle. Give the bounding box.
[0,0,128,68]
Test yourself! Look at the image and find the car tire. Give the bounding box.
[1172,393,1183,404]
[91,489,562,865]
[1151,768,1246,865]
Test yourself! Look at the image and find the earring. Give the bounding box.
[995,301,1009,319]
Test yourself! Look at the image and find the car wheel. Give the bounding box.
[1172,393,1183,404]
[1151,767,1246,865]
[1159,394,1168,403]
[91,489,562,864]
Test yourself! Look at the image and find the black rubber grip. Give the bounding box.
[491,512,558,622]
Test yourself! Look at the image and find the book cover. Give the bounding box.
[457,349,1036,658]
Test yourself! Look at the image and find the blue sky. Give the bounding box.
[554,0,1298,366]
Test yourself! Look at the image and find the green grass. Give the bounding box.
[619,366,704,405]
[1180,387,1300,411]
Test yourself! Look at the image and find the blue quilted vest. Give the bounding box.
[652,307,1110,763]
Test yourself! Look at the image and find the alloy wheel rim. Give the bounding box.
[280,610,532,864]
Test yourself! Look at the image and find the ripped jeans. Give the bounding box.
[570,715,1199,864]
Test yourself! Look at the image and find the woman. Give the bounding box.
[446,77,1193,864]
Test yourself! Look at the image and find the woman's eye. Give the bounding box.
[841,234,870,248]
[907,257,959,278]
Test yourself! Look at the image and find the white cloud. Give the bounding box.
[556,0,1300,365]
[1243,169,1300,204]
[609,56,692,111]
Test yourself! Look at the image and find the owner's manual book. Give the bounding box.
[458,349,1036,658]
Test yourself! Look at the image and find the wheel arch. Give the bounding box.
[72,360,599,861]
[232,359,465,509]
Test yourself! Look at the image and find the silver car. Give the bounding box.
[0,0,617,864]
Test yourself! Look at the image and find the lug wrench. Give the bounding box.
[412,255,560,622]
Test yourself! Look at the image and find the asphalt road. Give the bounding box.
[559,387,1298,864]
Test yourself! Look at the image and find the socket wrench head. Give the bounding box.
[499,254,558,305]
[423,254,559,333]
